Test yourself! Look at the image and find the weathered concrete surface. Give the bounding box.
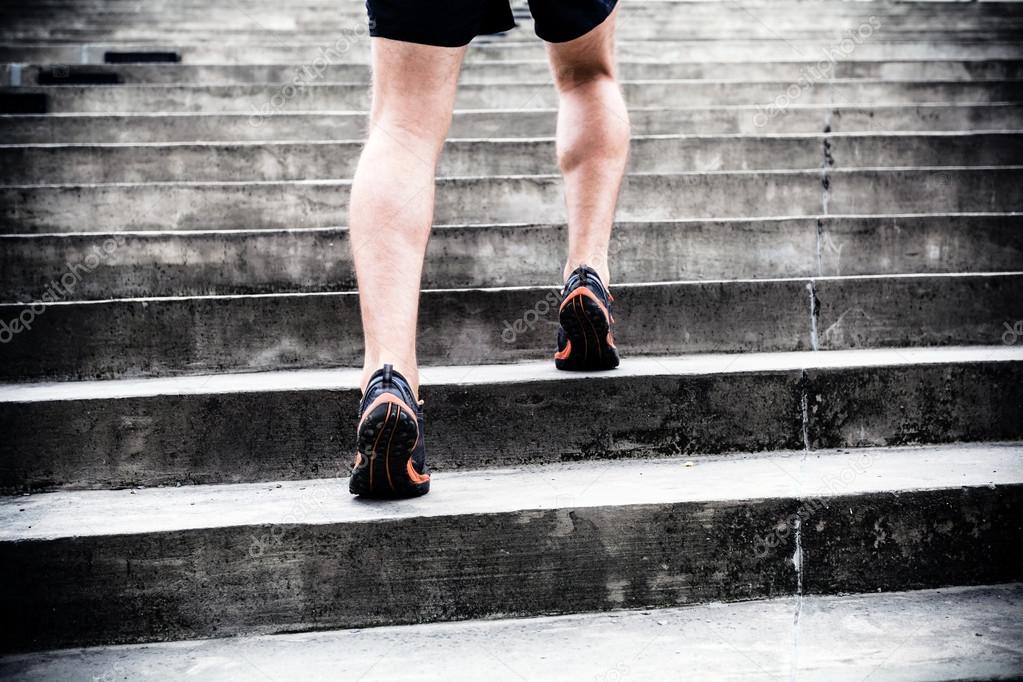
[0,348,1020,491]
[5,16,1023,42]
[0,220,819,298]
[1,272,1018,382]
[806,360,1023,448]
[1,585,1020,682]
[0,135,819,183]
[0,445,1019,652]
[814,272,1023,350]
[2,215,1019,301]
[3,39,1022,65]
[3,0,1021,23]
[4,132,1021,184]
[0,215,1018,300]
[817,213,1023,278]
[5,81,1021,114]
[3,104,1021,144]
[0,277,815,381]
[813,167,1023,216]
[9,59,1023,86]
[4,168,1023,233]
[802,487,1023,595]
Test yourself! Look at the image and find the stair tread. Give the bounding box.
[2,345,1020,403]
[2,441,1021,541]
[1,584,1020,681]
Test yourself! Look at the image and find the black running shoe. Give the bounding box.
[349,364,430,498]
[554,264,620,371]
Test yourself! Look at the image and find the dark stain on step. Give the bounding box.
[104,51,181,64]
[38,68,122,86]
[0,92,47,114]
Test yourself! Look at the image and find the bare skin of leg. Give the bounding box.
[547,8,630,286]
[349,38,466,396]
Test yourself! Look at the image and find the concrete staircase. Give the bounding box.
[1,0,1022,678]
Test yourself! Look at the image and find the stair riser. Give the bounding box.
[0,485,1017,652]
[2,41,1023,64]
[2,274,1020,381]
[3,360,1021,491]
[3,169,1021,233]
[4,105,1020,143]
[3,216,1019,299]
[5,134,1021,184]
[802,489,1023,595]
[6,82,1021,114]
[9,60,1023,86]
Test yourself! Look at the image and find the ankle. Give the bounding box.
[361,361,420,398]
[564,260,611,287]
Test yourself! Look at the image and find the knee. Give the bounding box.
[552,63,616,93]
[367,111,450,161]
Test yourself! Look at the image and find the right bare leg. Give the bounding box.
[546,8,630,286]
[349,38,466,396]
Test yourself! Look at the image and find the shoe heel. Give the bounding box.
[350,399,424,497]
[556,292,620,371]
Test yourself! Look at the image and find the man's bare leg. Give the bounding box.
[349,38,466,396]
[547,8,630,286]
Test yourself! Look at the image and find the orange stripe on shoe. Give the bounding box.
[406,458,430,484]
[554,338,573,360]
[384,408,399,492]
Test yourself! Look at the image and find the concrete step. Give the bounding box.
[3,168,1021,232]
[2,40,1022,65]
[8,59,1023,86]
[3,104,1020,143]
[2,3,1020,27]
[2,271,1020,381]
[2,585,1020,681]
[4,80,1021,114]
[2,5,1021,33]
[0,442,1020,651]
[4,132,1021,184]
[7,25,1023,43]
[2,0,1020,11]
[1,347,1021,490]
[2,7,1022,39]
[3,215,1020,299]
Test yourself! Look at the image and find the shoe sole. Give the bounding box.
[555,288,620,371]
[349,398,430,498]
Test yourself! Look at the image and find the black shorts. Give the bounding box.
[366,0,618,48]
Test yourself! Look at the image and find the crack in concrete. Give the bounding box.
[806,103,835,358]
[792,367,813,680]
[807,280,820,351]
